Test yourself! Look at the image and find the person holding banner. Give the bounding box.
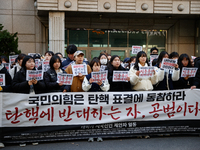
[129,51,159,91]
[173,54,194,89]
[154,51,179,90]
[106,55,131,91]
[9,53,26,79]
[0,57,12,92]
[12,56,46,94]
[65,51,92,92]
[82,58,110,92]
[44,55,70,92]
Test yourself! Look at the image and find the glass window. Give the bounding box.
[148,31,166,47]
[91,50,106,60]
[69,30,88,47]
[129,31,146,47]
[109,31,127,47]
[111,50,125,61]
[89,30,108,47]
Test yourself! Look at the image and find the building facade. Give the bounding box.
[0,0,200,60]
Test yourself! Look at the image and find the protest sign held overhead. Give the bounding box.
[132,46,142,54]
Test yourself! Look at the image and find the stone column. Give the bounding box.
[49,12,65,55]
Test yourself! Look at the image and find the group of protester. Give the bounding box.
[0,45,200,94]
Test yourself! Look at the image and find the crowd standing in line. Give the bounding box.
[0,45,200,94]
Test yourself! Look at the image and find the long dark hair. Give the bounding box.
[21,56,35,71]
[49,55,62,70]
[178,53,192,71]
[156,51,169,67]
[134,51,149,70]
[107,55,123,72]
[90,58,100,71]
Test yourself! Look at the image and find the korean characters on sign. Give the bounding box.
[3,63,10,71]
[57,73,73,85]
[42,61,50,72]
[150,55,158,66]
[161,58,177,70]
[26,70,43,81]
[0,74,5,86]
[139,67,155,77]
[9,55,18,65]
[132,46,142,54]
[181,67,198,78]
[72,64,88,76]
[35,59,41,69]
[91,71,108,83]
[113,71,129,82]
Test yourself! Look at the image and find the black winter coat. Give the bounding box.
[12,68,46,94]
[0,66,12,92]
[43,68,70,92]
[106,65,131,92]
[193,57,200,88]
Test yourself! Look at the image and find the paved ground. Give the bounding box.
[2,135,200,150]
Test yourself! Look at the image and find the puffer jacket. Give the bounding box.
[44,68,70,92]
[129,63,160,91]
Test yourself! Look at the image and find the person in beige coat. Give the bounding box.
[65,51,92,92]
[129,51,164,91]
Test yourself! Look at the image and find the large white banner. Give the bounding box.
[1,89,199,127]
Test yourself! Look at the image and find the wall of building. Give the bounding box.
[0,0,47,55]
[167,20,195,56]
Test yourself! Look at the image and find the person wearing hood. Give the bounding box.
[12,56,46,94]
[106,55,131,91]
[9,53,26,79]
[0,57,12,92]
[129,51,161,91]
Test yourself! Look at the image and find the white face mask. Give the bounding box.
[100,59,107,65]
